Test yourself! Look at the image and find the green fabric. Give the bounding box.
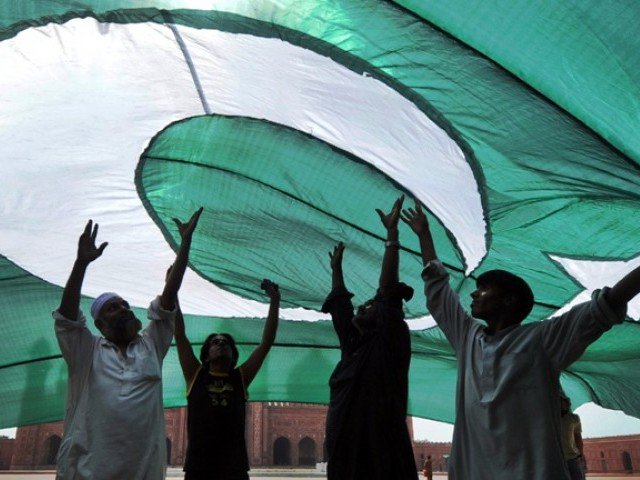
[138,116,463,316]
[1,0,640,429]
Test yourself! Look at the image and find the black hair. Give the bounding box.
[382,281,415,309]
[476,269,534,323]
[200,333,239,368]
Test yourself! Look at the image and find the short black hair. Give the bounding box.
[200,333,239,368]
[476,269,534,323]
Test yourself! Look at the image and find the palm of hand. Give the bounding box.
[377,195,404,230]
[77,220,107,264]
[77,236,102,262]
[330,243,344,269]
[174,207,203,240]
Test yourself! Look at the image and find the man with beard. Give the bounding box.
[53,208,202,480]
[323,196,417,480]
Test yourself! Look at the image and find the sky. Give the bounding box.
[413,403,640,442]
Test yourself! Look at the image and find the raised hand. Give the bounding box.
[261,279,281,302]
[376,195,405,231]
[401,199,429,235]
[329,242,345,271]
[401,198,436,264]
[173,207,204,241]
[77,220,108,265]
[59,220,108,319]
[161,207,203,310]
[241,278,281,387]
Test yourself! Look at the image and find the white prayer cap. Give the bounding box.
[91,292,121,320]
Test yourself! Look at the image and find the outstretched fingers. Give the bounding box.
[172,207,204,239]
[91,222,99,243]
[393,194,405,212]
[401,199,429,234]
[77,219,108,263]
[377,195,405,230]
[329,242,345,269]
[83,219,93,237]
[97,242,108,256]
[172,217,184,230]
[401,205,417,220]
[185,207,203,232]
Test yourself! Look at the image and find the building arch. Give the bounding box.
[273,437,291,466]
[298,437,316,466]
[42,434,62,465]
[622,451,633,472]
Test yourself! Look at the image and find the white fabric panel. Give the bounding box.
[0,19,484,321]
[550,254,640,320]
[180,25,486,272]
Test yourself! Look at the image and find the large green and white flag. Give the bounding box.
[1,1,640,428]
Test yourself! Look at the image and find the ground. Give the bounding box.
[0,470,637,479]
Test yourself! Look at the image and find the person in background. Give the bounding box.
[422,455,433,480]
[561,392,586,480]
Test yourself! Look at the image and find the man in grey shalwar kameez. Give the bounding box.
[401,200,637,480]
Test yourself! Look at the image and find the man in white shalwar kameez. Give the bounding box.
[54,209,202,480]
[401,201,636,480]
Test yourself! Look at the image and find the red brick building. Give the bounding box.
[583,434,640,474]
[11,403,330,469]
[11,422,62,469]
[8,405,640,474]
[413,441,451,472]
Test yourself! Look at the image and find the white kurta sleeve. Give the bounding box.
[422,260,476,354]
[539,287,626,371]
[144,295,176,361]
[53,309,96,370]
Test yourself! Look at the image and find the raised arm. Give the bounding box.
[173,296,201,386]
[161,207,203,311]
[376,195,404,292]
[240,279,280,387]
[401,198,436,264]
[330,242,346,290]
[58,220,108,320]
[608,265,640,313]
[323,242,358,350]
[402,199,473,353]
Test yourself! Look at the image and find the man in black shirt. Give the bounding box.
[323,196,418,480]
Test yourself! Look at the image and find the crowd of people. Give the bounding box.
[53,197,636,479]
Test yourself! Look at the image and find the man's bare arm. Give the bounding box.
[329,242,346,290]
[240,280,280,387]
[161,207,203,311]
[173,298,201,385]
[401,199,437,265]
[376,195,404,291]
